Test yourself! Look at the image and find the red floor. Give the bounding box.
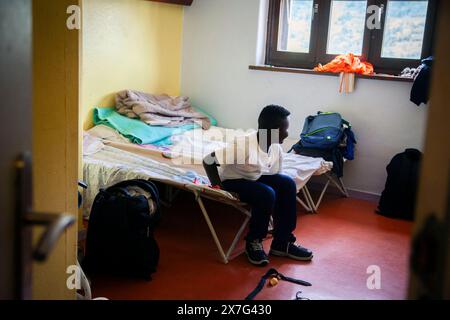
[90,192,412,300]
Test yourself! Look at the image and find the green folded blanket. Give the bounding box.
[93,107,217,146]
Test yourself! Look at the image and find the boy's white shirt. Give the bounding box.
[215,131,283,181]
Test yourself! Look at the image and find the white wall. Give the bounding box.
[180,0,428,195]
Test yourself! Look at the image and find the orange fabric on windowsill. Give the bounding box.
[314,53,374,75]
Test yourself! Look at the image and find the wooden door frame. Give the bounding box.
[32,0,80,300]
[408,1,450,299]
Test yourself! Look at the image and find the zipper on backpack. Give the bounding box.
[303,126,336,137]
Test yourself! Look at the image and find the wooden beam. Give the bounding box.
[147,0,193,6]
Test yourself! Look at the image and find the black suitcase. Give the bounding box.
[83,179,161,280]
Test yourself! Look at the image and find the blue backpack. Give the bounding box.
[299,112,350,150]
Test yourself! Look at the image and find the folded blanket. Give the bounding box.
[93,107,197,146]
[116,90,212,130]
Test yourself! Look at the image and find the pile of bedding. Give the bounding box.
[116,90,212,129]
[93,107,217,146]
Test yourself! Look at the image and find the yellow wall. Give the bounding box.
[33,0,79,300]
[81,0,184,129]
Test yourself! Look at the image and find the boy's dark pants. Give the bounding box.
[222,174,297,246]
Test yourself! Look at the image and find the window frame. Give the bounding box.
[367,0,438,74]
[265,0,438,75]
[315,0,372,65]
[266,0,320,69]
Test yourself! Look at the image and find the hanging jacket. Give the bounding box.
[411,56,433,106]
[342,127,357,161]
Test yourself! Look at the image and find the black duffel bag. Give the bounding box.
[377,149,422,221]
[83,179,160,280]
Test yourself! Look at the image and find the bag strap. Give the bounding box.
[245,268,311,300]
[316,111,350,128]
[342,119,351,128]
[301,116,315,135]
[317,111,336,115]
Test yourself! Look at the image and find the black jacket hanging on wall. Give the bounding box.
[411,56,433,106]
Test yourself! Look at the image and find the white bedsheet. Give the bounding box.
[283,152,333,190]
[162,127,333,190]
[82,145,236,218]
[82,127,333,217]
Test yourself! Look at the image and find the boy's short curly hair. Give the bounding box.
[258,105,291,129]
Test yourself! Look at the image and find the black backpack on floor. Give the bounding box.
[83,179,161,280]
[377,149,422,221]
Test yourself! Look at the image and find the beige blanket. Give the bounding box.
[115,90,211,129]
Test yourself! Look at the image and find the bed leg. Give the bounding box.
[303,186,317,213]
[225,213,250,261]
[338,178,349,198]
[326,173,349,198]
[298,187,315,213]
[315,179,330,210]
[297,194,311,212]
[195,194,229,264]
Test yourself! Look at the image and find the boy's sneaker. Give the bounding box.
[270,242,313,261]
[245,240,269,266]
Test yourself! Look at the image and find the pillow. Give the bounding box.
[83,132,105,156]
[87,124,131,144]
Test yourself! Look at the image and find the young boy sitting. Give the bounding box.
[203,105,313,266]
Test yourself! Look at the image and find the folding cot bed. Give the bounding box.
[82,124,334,264]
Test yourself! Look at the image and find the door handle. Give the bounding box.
[24,213,75,262]
[15,153,75,263]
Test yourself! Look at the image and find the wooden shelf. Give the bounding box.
[147,0,193,6]
[249,65,414,83]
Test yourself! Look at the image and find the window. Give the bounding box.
[277,0,314,53]
[326,1,367,56]
[381,1,429,59]
[266,0,438,74]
